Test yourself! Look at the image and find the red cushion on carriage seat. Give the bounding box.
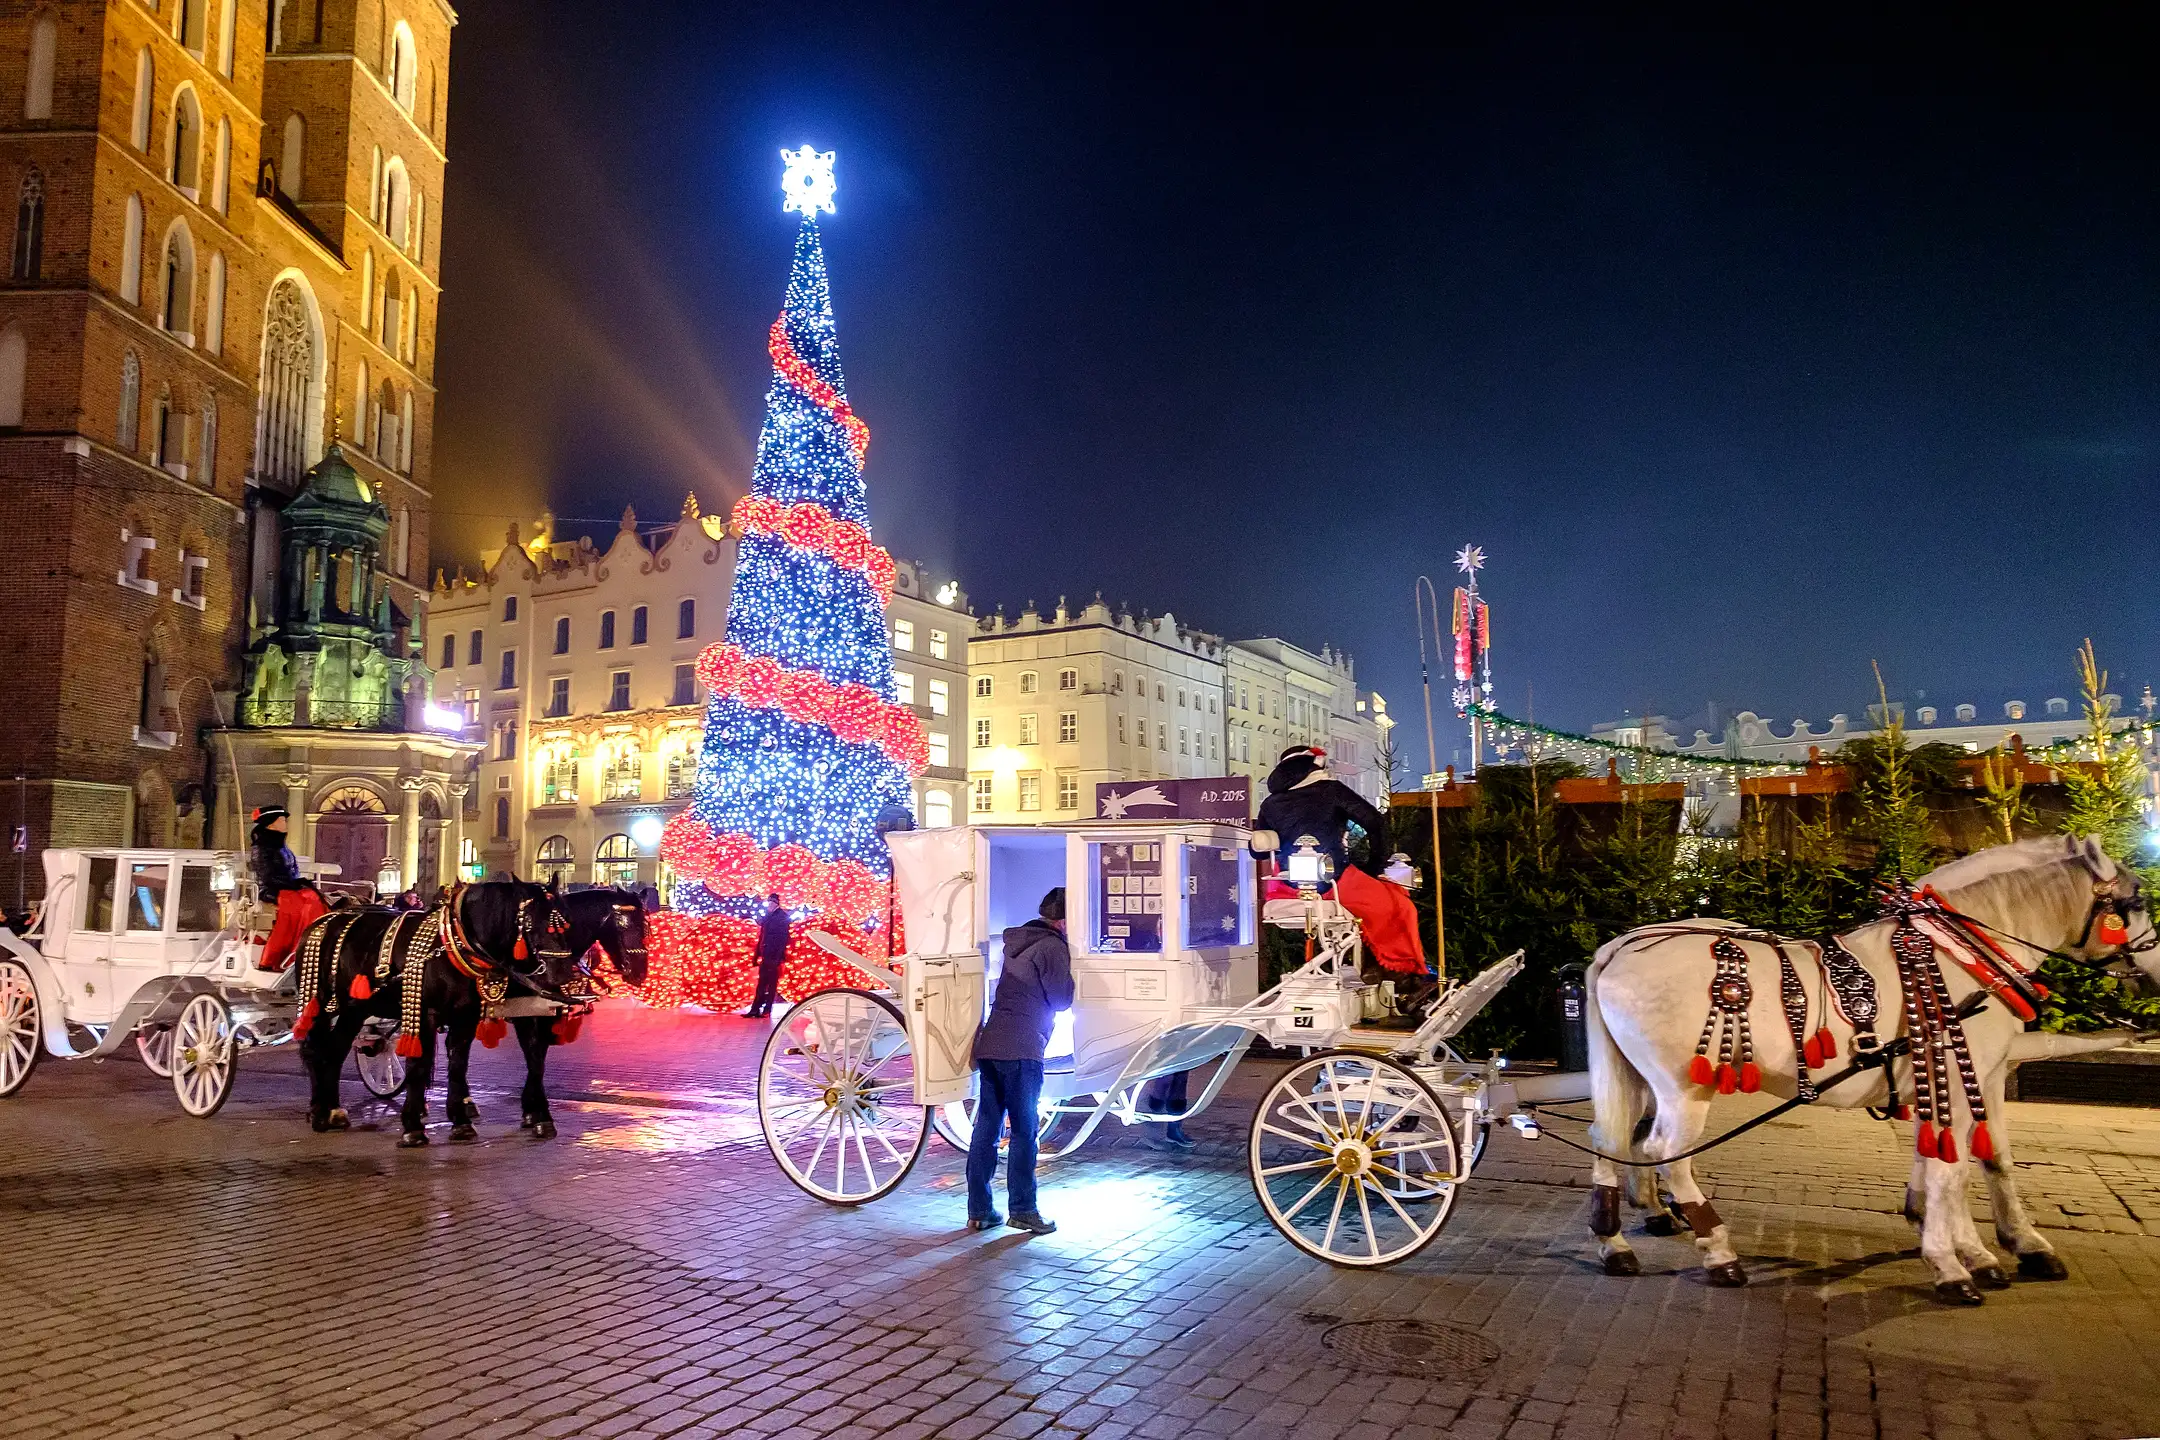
[1336,866,1428,976]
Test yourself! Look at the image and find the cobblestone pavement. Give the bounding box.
[5,1001,2160,1439]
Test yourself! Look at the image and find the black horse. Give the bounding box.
[296,883,649,1146]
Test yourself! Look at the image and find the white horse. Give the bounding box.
[1584,835,2158,1302]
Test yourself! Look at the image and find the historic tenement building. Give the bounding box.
[430,502,973,893]
[0,1,462,886]
[966,599,1388,824]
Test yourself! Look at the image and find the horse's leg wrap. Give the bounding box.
[1590,1184,1623,1237]
[1676,1200,1722,1239]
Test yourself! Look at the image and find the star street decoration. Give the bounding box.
[1454,544,1485,575]
[780,145,838,221]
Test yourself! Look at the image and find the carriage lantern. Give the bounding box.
[209,852,238,894]
[1382,852,1422,890]
[1285,835,1333,896]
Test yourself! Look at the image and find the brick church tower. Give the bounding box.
[0,1,469,894]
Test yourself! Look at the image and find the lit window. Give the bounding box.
[894,670,915,706]
[929,629,949,660]
[974,675,992,699]
[1018,671,1037,696]
[595,832,637,887]
[974,718,992,749]
[1017,775,1041,812]
[1058,668,1077,691]
[928,678,949,716]
[971,777,993,813]
[892,618,914,651]
[1056,771,1078,811]
[1019,713,1038,746]
[1058,712,1077,744]
[928,731,949,767]
[924,790,952,828]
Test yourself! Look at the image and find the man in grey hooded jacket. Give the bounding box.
[966,886,1074,1234]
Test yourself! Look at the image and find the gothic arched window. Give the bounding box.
[259,279,319,485]
[12,169,43,281]
[117,350,141,450]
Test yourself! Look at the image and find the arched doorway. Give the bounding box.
[594,833,637,889]
[314,785,388,889]
[534,835,573,889]
[417,790,443,891]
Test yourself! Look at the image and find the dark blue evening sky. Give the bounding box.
[432,5,2157,764]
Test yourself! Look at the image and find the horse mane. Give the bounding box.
[1923,836,2097,943]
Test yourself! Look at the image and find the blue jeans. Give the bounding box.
[967,1058,1043,1220]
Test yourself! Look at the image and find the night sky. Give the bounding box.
[432,6,2157,766]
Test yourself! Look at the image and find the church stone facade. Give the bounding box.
[0,0,466,893]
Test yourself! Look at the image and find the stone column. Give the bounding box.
[447,780,470,883]
[399,774,423,892]
[282,768,311,861]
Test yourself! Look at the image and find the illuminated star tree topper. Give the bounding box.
[780,145,838,221]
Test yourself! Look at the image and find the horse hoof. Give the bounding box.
[450,1122,478,1143]
[1642,1213,1681,1237]
[519,1114,538,1133]
[2018,1251,2070,1281]
[310,1113,331,1134]
[1934,1279,1985,1306]
[530,1119,557,1141]
[1704,1262,1748,1288]
[459,1098,481,1124]
[397,1130,430,1149]
[1601,1251,1641,1277]
[1973,1265,2011,1290]
[326,1108,350,1131]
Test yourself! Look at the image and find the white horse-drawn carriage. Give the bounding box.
[756,821,1547,1266]
[0,847,405,1115]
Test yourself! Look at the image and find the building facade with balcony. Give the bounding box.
[429,499,734,889]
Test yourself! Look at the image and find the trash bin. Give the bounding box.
[1556,963,1589,1073]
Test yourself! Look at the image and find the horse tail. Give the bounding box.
[1586,935,1659,1209]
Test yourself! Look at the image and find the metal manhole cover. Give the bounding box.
[1321,1319,1500,1377]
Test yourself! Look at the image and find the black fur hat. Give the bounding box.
[1039,886,1066,923]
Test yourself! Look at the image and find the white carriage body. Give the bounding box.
[888,821,1261,1107]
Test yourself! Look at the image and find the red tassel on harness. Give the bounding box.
[294,997,319,1040]
[476,1018,507,1049]
[1970,1122,1995,1163]
[1802,1033,1823,1070]
[349,974,372,1001]
[394,1033,424,1059]
[1738,1061,1762,1094]
[552,1015,583,1044]
[1814,1027,1837,1061]
[1936,1129,1960,1164]
[1916,1120,1938,1159]
[514,934,530,961]
[1715,1063,1738,1095]
[1689,1054,1714,1087]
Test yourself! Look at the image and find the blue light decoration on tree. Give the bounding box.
[643,148,926,1010]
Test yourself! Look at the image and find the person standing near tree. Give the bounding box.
[746,893,790,1019]
[966,887,1073,1236]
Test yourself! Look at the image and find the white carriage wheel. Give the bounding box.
[171,993,238,1118]
[1248,1050,1461,1268]
[932,1094,1081,1156]
[0,958,42,1099]
[758,988,929,1205]
[135,1025,174,1077]
[354,1029,406,1098]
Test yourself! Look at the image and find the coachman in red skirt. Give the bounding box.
[250,806,324,970]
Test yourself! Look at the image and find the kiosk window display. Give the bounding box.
[1091,840,1164,953]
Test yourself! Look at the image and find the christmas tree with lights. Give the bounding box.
[642,148,924,1010]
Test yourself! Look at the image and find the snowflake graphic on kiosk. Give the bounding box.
[643,149,925,1010]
